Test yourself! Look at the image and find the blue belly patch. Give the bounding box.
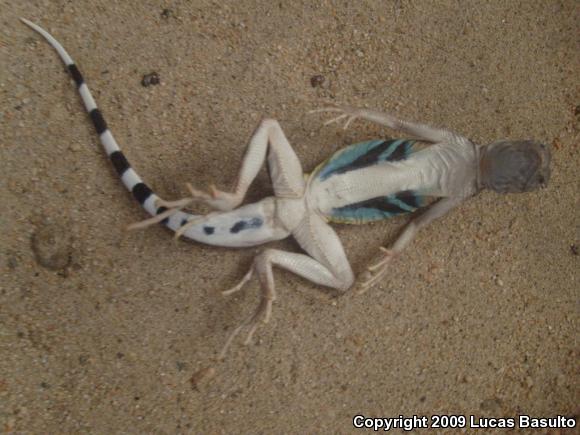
[315,138,421,182]
[329,190,427,224]
[230,217,263,234]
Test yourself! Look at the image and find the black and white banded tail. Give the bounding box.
[20,18,188,230]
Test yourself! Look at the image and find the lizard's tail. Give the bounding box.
[20,18,197,232]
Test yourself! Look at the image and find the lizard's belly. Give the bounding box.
[305,140,478,224]
[307,162,434,223]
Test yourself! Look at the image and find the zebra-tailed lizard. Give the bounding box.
[21,19,551,361]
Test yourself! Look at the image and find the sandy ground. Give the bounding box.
[1,0,578,433]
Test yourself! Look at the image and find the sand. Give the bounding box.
[1,0,578,433]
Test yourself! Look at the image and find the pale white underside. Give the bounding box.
[309,141,478,216]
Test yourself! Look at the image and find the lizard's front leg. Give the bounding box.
[311,106,465,144]
[190,118,306,211]
[359,196,464,293]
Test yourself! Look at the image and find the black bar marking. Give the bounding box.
[322,139,413,181]
[156,206,169,225]
[110,151,130,176]
[230,217,263,234]
[333,197,408,216]
[325,140,390,179]
[388,141,410,162]
[89,108,108,135]
[203,226,215,235]
[132,183,153,204]
[395,190,422,209]
[67,64,84,87]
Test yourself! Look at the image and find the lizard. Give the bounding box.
[21,19,551,360]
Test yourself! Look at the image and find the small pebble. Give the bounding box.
[141,72,160,87]
[310,74,325,88]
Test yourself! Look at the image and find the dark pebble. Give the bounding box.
[142,72,160,87]
[310,74,325,88]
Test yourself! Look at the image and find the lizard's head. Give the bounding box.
[479,140,551,193]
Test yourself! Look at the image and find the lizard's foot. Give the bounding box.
[186,182,241,212]
[358,247,398,294]
[218,293,273,360]
[126,197,193,231]
[308,105,363,130]
[218,260,276,360]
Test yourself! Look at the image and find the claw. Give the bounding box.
[311,106,360,130]
[324,113,348,126]
[307,107,343,115]
[367,253,391,272]
[357,247,397,294]
[359,265,389,293]
[343,115,356,130]
[243,322,259,346]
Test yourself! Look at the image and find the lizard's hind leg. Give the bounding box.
[219,214,355,359]
[189,118,306,211]
[129,119,306,230]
